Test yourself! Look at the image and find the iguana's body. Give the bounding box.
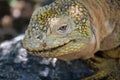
[23,0,120,80]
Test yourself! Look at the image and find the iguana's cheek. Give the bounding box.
[56,34,99,61]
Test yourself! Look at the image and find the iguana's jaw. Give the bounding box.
[24,39,88,59]
[23,33,97,61]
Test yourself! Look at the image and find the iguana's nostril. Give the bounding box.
[36,35,43,40]
[30,26,44,40]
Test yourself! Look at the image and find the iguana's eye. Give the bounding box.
[58,25,68,32]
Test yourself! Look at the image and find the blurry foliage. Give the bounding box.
[8,0,18,7]
[0,0,55,43]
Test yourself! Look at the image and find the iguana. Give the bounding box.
[22,0,120,80]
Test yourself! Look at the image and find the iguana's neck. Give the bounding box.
[77,0,120,50]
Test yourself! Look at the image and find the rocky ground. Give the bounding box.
[0,35,94,80]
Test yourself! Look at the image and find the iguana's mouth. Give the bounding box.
[27,40,73,57]
[25,39,88,60]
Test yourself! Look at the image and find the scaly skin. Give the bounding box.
[22,0,120,80]
[22,0,97,60]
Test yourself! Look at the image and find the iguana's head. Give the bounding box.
[22,0,97,60]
